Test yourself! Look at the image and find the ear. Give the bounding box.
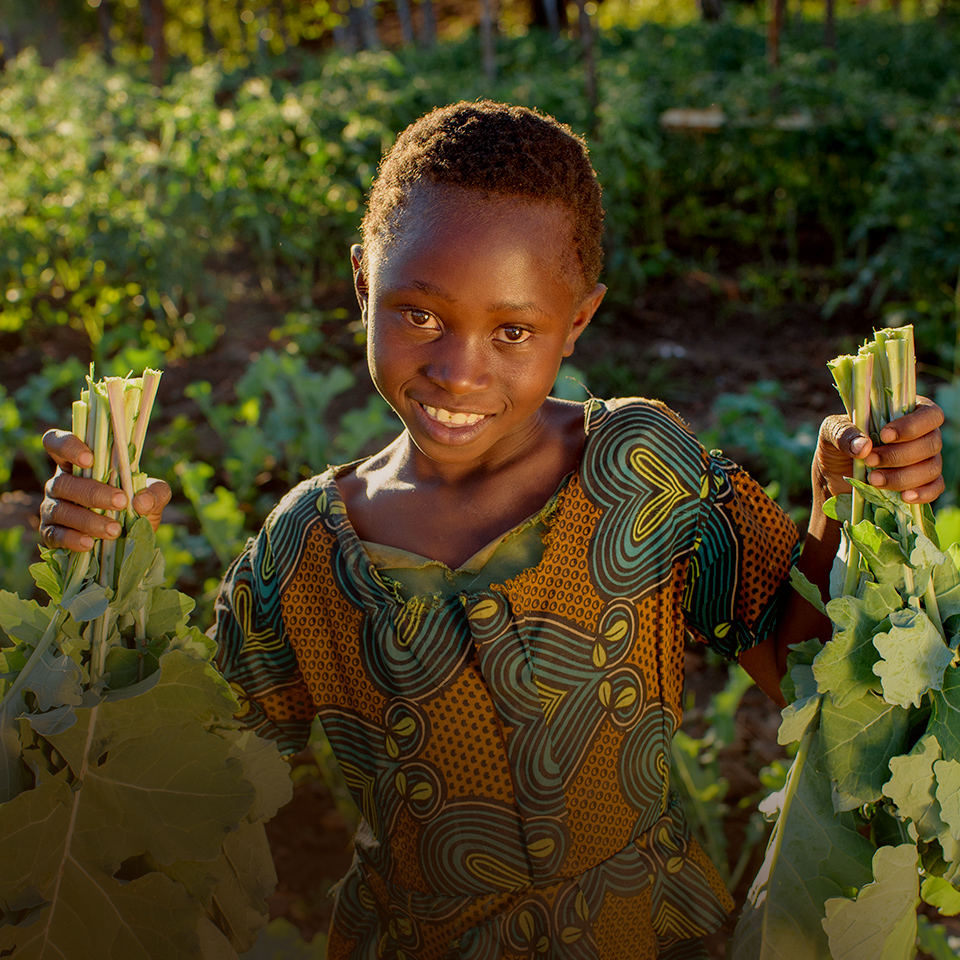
[563,283,605,357]
[351,244,369,323]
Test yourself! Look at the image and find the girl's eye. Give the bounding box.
[497,325,531,344]
[402,309,440,330]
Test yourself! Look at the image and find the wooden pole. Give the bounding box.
[824,0,836,60]
[98,0,115,63]
[575,0,598,128]
[419,0,437,47]
[396,0,416,45]
[479,0,496,81]
[767,0,785,69]
[141,0,167,86]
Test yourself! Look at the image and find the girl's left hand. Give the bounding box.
[814,396,945,504]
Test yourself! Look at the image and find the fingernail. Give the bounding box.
[851,436,869,455]
[78,452,93,468]
[880,426,896,443]
[106,521,122,538]
[868,471,884,486]
[112,492,127,509]
[864,453,879,467]
[79,535,95,550]
[903,489,918,502]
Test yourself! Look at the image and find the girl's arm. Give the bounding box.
[39,428,171,552]
[739,398,945,706]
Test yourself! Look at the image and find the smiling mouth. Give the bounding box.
[419,403,489,427]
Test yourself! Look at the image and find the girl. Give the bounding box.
[40,101,945,959]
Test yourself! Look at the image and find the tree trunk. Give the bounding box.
[273,0,290,48]
[359,0,380,50]
[35,0,64,65]
[418,0,437,47]
[98,0,115,64]
[479,0,496,81]
[199,0,218,54]
[141,0,167,86]
[824,0,836,52]
[699,0,724,21]
[575,0,598,125]
[396,0,416,45]
[767,0,785,69]
[532,0,563,36]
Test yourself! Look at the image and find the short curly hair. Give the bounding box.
[361,100,604,292]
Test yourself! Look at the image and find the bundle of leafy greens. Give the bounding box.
[0,368,292,959]
[731,326,960,959]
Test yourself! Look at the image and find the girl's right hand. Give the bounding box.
[39,428,172,553]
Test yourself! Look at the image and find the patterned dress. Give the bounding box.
[212,398,799,960]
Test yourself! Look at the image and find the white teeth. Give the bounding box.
[422,404,486,426]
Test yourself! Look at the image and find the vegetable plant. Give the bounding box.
[0,367,291,959]
[732,326,960,959]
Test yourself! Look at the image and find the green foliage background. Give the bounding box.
[3,6,960,955]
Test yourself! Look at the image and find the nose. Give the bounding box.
[425,333,490,396]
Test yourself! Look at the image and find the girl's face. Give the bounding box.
[353,184,606,475]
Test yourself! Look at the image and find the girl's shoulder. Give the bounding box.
[584,396,700,448]
[577,396,706,498]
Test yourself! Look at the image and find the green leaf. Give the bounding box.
[872,606,954,708]
[813,582,900,708]
[824,494,851,523]
[0,777,208,960]
[820,691,910,812]
[241,918,328,960]
[917,915,960,960]
[730,732,875,960]
[935,758,960,843]
[0,702,26,804]
[847,520,907,588]
[822,843,919,960]
[883,733,945,841]
[170,623,218,661]
[930,667,960,762]
[789,567,826,616]
[781,638,823,705]
[113,518,160,616]
[920,876,960,916]
[62,581,110,622]
[103,646,147,690]
[0,650,278,958]
[146,586,195,638]
[911,530,949,569]
[847,477,909,515]
[0,590,54,645]
[21,649,83,712]
[224,729,293,823]
[157,821,276,954]
[778,662,821,746]
[29,561,62,603]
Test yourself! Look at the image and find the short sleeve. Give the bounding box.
[211,527,318,755]
[682,452,800,660]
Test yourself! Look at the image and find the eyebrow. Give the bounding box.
[394,281,548,317]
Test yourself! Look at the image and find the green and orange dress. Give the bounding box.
[212,398,799,959]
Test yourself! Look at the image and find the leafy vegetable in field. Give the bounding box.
[731,326,960,960]
[0,368,291,960]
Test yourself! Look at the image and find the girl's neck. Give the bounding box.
[337,399,587,568]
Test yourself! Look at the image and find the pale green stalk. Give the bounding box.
[892,328,943,634]
[106,378,138,524]
[130,369,161,473]
[842,352,873,597]
[89,383,118,682]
